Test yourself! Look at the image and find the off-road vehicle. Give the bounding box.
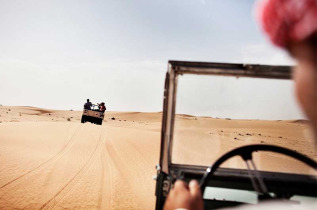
[154,61,317,209]
[81,104,104,125]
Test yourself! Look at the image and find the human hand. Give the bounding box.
[163,180,204,210]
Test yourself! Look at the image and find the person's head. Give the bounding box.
[87,99,90,102]
[259,0,317,137]
[289,36,317,136]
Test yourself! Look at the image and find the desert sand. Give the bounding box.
[0,106,316,209]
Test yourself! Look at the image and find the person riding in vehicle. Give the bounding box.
[84,99,92,110]
[98,102,106,113]
[163,0,317,209]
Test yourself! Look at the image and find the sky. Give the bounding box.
[176,75,302,120]
[0,0,304,119]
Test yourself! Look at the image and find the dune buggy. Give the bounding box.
[154,61,317,209]
[81,104,104,125]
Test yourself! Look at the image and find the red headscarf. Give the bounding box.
[258,0,317,47]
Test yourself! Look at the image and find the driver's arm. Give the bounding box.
[163,180,204,210]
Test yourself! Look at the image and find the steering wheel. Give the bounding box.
[199,144,317,196]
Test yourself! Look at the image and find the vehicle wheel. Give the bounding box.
[81,116,85,123]
[99,119,103,125]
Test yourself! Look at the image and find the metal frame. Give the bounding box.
[159,60,292,175]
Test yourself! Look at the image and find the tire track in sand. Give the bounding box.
[40,126,106,210]
[0,123,81,189]
[103,128,151,209]
[99,129,113,210]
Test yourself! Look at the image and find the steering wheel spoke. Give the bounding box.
[245,159,268,195]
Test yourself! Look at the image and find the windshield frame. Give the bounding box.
[159,60,292,175]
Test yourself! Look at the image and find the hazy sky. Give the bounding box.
[176,75,303,120]
[0,0,303,119]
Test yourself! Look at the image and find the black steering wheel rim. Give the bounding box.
[200,144,317,193]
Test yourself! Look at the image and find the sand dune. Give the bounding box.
[0,106,161,209]
[173,115,316,174]
[0,106,316,209]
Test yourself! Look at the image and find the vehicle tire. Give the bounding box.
[99,119,103,125]
[81,116,85,123]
